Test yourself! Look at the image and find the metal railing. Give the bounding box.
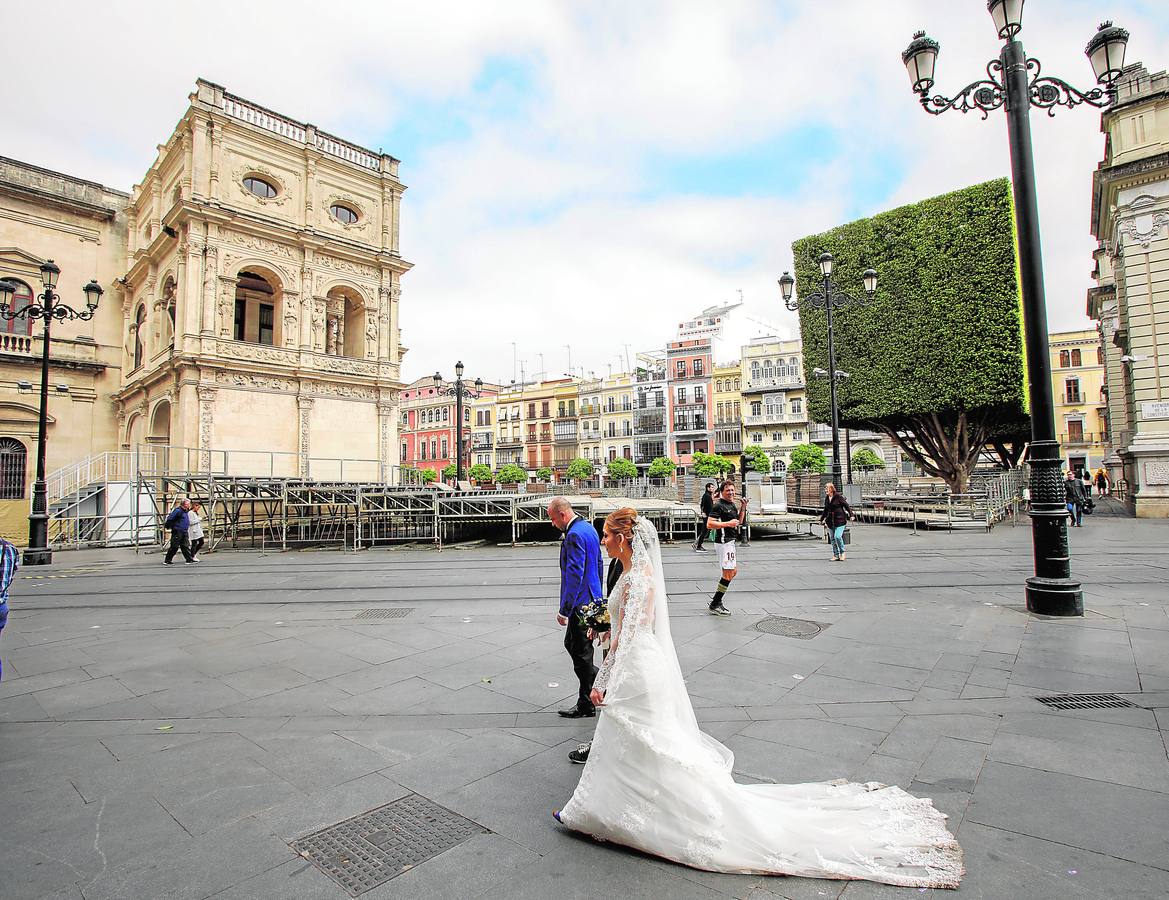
[744,412,804,426]
[743,374,803,391]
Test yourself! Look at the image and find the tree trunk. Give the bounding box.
[869,410,992,496]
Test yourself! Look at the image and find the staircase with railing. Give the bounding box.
[46,450,160,548]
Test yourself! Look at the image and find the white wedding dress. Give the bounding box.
[558,519,963,889]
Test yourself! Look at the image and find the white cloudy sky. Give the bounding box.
[4,1,1164,384]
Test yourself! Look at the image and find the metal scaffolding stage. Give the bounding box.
[134,477,708,552]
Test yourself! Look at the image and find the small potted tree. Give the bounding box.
[496,463,526,491]
[529,466,554,494]
[442,463,459,485]
[567,457,596,494]
[419,467,438,485]
[468,463,495,489]
[606,457,638,488]
[647,456,676,480]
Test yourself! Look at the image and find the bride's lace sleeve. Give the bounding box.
[593,559,655,695]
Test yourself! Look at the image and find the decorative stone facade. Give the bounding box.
[1089,62,1169,516]
[0,79,414,544]
[114,79,411,477]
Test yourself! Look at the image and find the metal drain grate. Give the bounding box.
[353,608,414,620]
[752,616,828,640]
[1035,693,1137,711]
[291,794,487,896]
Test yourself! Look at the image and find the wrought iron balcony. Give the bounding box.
[743,411,804,426]
[743,374,804,392]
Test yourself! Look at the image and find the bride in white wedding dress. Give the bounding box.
[555,508,963,889]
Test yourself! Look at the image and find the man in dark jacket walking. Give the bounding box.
[1064,471,1087,527]
[163,497,195,565]
[695,482,715,552]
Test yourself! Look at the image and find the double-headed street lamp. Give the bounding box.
[778,256,877,492]
[433,361,482,483]
[0,262,104,566]
[902,1,1130,617]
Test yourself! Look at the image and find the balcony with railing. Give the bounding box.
[743,373,804,392]
[0,333,33,355]
[1060,431,1104,445]
[1064,392,1084,404]
[743,409,804,426]
[496,435,523,449]
[471,434,494,450]
[673,416,708,434]
[579,404,600,416]
[713,427,742,453]
[807,424,884,442]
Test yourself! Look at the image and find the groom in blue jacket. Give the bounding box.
[548,496,604,718]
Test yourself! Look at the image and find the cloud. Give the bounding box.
[3,0,1164,384]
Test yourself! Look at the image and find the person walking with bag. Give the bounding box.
[163,497,195,565]
[820,482,854,561]
[1065,470,1086,527]
[188,501,206,561]
[694,482,715,552]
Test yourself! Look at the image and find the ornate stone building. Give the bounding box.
[0,80,412,543]
[116,79,410,477]
[1089,62,1169,516]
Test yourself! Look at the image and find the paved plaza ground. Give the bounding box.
[1,514,1167,900]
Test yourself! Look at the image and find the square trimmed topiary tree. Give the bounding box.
[793,177,1029,494]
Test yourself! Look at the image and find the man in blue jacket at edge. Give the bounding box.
[548,496,604,718]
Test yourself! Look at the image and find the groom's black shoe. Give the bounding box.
[558,705,595,718]
[568,743,591,764]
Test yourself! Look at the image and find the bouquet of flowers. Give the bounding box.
[577,600,611,634]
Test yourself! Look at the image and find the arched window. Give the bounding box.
[133,304,147,368]
[771,458,787,476]
[0,437,27,499]
[1,280,33,335]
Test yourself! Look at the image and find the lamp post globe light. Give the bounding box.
[901,2,1130,617]
[778,257,877,492]
[0,262,103,566]
[433,361,483,484]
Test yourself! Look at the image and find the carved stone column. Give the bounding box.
[297,396,314,477]
[378,398,397,480]
[299,268,314,349]
[201,242,219,335]
[311,297,326,352]
[364,303,379,359]
[282,290,299,348]
[197,386,217,471]
[377,286,392,360]
[208,120,222,197]
[217,274,238,339]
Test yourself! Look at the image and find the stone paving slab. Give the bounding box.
[1,517,1167,899]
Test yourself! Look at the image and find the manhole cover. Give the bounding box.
[291,794,486,896]
[752,616,827,639]
[354,608,414,620]
[1035,693,1137,711]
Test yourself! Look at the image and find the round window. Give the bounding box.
[243,176,277,199]
[330,204,359,225]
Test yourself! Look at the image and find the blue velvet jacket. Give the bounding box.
[559,516,604,618]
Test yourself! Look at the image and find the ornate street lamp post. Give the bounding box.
[0,262,103,565]
[433,361,483,484]
[778,258,877,492]
[902,2,1130,616]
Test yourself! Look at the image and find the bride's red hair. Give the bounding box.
[604,506,638,542]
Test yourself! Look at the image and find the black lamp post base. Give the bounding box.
[1025,577,1084,616]
[22,547,53,567]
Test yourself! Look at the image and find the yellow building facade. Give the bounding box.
[0,159,129,541]
[1049,329,1110,476]
[712,361,742,466]
[599,372,634,466]
[740,337,809,475]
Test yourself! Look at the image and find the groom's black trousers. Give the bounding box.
[564,613,597,712]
